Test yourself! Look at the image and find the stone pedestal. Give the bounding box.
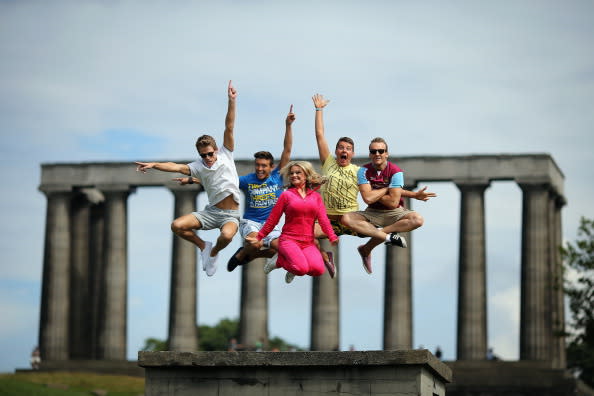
[139,350,452,396]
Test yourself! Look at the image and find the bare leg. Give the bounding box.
[380,212,424,234]
[236,232,277,262]
[341,212,388,241]
[171,214,206,250]
[212,221,239,256]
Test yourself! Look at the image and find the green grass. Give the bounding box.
[0,372,144,396]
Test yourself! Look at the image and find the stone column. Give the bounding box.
[69,188,105,360]
[39,187,72,361]
[519,182,551,361]
[456,181,489,360]
[89,202,105,359]
[96,185,132,360]
[550,193,566,368]
[310,239,340,351]
[168,186,200,351]
[239,258,268,350]
[69,193,92,359]
[384,198,412,350]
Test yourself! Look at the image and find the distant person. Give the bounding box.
[226,105,294,272]
[30,346,41,370]
[487,347,499,361]
[435,346,443,360]
[247,161,338,283]
[228,338,239,351]
[135,81,241,277]
[341,137,435,274]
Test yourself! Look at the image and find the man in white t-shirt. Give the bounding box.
[135,80,241,276]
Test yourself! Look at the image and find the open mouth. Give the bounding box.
[340,154,348,160]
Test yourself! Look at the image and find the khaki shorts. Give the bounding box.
[355,207,415,228]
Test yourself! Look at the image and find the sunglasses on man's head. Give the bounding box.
[200,151,215,158]
[369,149,386,155]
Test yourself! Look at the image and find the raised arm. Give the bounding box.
[223,80,237,151]
[312,94,331,163]
[135,161,190,175]
[277,104,295,170]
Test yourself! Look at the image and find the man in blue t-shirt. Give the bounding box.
[227,106,294,271]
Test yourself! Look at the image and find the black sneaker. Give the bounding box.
[385,233,407,248]
[227,247,245,272]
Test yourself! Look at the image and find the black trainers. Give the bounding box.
[227,247,245,272]
[385,233,407,248]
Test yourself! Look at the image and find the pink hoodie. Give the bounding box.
[258,187,338,244]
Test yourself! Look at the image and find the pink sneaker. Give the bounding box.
[357,245,372,274]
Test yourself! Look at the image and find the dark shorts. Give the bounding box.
[330,219,365,238]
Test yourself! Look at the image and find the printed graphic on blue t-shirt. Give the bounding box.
[239,167,283,223]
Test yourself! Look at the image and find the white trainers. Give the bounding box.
[264,253,278,274]
[285,272,295,284]
[200,241,218,276]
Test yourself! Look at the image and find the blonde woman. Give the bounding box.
[247,161,338,283]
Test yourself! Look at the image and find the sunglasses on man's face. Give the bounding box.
[199,151,215,158]
[369,149,386,155]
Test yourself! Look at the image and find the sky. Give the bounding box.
[1,0,593,373]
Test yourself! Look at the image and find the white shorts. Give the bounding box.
[192,204,240,230]
[239,218,281,247]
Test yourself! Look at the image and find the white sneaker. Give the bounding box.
[264,253,278,274]
[201,241,218,276]
[285,272,295,284]
[200,241,212,271]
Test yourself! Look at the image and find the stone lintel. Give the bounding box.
[138,350,452,383]
[41,154,564,197]
[38,184,73,194]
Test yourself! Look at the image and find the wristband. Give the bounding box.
[315,108,323,111]
[187,177,193,184]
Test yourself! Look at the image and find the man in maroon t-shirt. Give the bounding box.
[341,137,435,274]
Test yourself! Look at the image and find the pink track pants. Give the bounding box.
[276,238,325,277]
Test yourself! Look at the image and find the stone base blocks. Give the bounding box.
[139,350,452,396]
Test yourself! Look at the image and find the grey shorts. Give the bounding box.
[239,218,281,247]
[192,204,240,231]
[355,207,415,228]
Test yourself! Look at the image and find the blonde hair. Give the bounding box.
[281,160,327,189]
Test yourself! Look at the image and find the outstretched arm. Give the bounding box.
[223,80,237,151]
[312,94,331,163]
[401,186,437,201]
[277,104,295,170]
[135,161,190,175]
[378,186,437,208]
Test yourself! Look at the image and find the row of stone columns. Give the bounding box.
[39,180,565,367]
[39,186,132,361]
[454,181,566,366]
